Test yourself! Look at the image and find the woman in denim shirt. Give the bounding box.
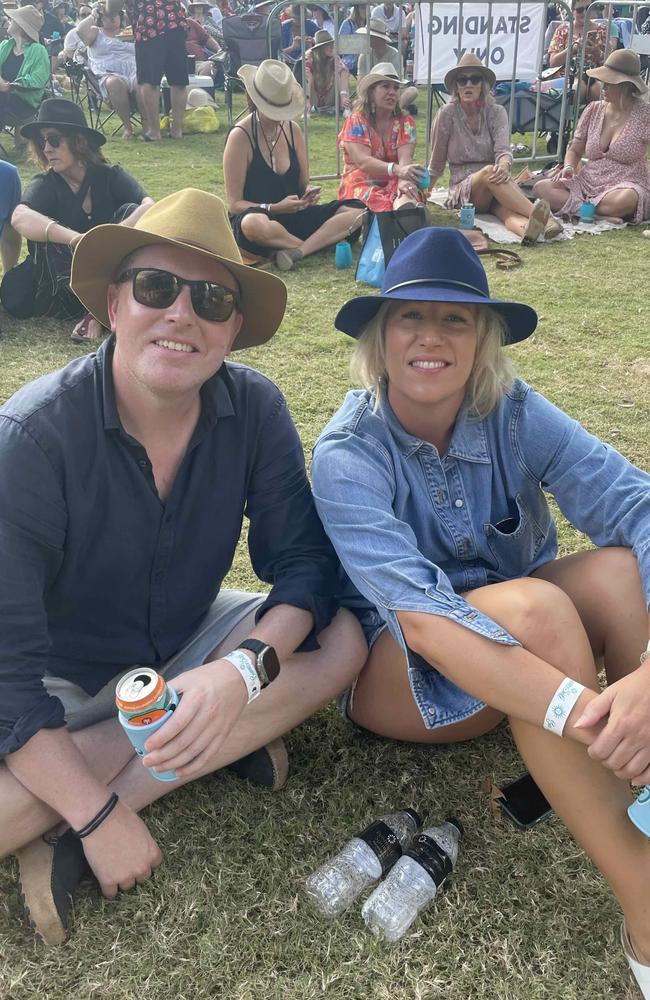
[311,227,650,995]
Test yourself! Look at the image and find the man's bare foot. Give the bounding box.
[71,314,103,343]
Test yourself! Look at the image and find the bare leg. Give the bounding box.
[351,566,650,960]
[299,206,364,257]
[0,608,365,856]
[532,178,571,213]
[140,83,161,140]
[169,85,188,139]
[104,76,133,135]
[597,188,638,222]
[471,165,538,218]
[240,213,303,251]
[0,221,21,271]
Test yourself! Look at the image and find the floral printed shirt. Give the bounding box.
[126,0,186,42]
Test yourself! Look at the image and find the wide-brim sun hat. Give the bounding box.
[444,53,496,93]
[70,189,287,350]
[185,87,218,109]
[237,59,304,121]
[357,61,407,99]
[310,29,335,50]
[586,49,648,95]
[20,97,106,145]
[6,5,44,43]
[335,227,537,345]
[356,17,389,41]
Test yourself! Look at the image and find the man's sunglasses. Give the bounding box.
[456,74,483,86]
[116,268,240,323]
[36,132,67,150]
[574,5,588,11]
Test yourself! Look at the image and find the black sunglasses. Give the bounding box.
[574,5,588,11]
[456,74,483,86]
[116,268,240,323]
[36,132,67,150]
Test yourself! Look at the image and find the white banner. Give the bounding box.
[414,3,545,84]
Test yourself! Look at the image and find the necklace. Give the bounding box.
[257,113,284,168]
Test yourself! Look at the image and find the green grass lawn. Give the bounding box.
[0,103,649,999]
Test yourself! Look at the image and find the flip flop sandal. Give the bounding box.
[70,313,97,344]
[522,199,551,245]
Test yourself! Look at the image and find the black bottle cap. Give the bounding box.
[445,816,464,838]
[405,808,423,828]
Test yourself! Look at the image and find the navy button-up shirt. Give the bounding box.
[0,339,339,756]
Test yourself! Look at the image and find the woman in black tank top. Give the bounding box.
[223,59,363,271]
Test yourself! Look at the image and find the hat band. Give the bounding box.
[383,277,488,297]
[253,78,294,108]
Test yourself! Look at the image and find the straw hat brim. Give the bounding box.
[310,36,335,50]
[70,225,287,350]
[7,10,42,43]
[355,26,390,41]
[357,70,407,98]
[237,63,304,120]
[585,64,648,94]
[444,63,496,93]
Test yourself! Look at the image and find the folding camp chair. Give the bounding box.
[219,12,281,128]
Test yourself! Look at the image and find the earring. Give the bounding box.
[370,102,376,114]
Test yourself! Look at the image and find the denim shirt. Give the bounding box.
[312,380,650,729]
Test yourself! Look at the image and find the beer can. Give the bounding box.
[115,667,172,722]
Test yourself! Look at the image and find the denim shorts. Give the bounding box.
[43,589,265,732]
[338,606,486,731]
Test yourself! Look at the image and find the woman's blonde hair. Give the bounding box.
[351,299,514,418]
[452,78,495,107]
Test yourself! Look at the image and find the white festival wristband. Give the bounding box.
[543,677,586,737]
[222,650,261,703]
[641,640,650,665]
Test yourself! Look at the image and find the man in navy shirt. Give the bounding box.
[0,188,364,944]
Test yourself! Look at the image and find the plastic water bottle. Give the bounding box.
[362,818,463,942]
[459,204,475,229]
[305,810,422,917]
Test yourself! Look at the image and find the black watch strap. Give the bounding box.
[237,640,280,688]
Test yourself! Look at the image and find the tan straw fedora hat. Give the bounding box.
[310,29,335,50]
[70,189,287,350]
[444,52,496,93]
[586,49,648,95]
[357,61,406,99]
[355,17,390,41]
[6,5,44,43]
[237,59,304,121]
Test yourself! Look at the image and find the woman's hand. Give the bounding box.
[271,195,306,214]
[573,660,650,784]
[395,162,424,184]
[0,79,11,93]
[489,162,511,184]
[397,177,420,200]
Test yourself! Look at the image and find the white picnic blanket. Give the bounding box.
[427,188,628,242]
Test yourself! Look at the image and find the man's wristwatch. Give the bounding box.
[237,640,280,689]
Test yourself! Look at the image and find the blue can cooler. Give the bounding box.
[579,201,596,222]
[628,786,650,837]
[459,204,475,230]
[118,686,179,782]
[335,241,353,268]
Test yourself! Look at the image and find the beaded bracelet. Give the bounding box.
[543,677,586,737]
[72,792,119,839]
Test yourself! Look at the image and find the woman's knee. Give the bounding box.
[240,212,274,242]
[318,607,368,687]
[471,577,584,655]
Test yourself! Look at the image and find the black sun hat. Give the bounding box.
[21,98,106,146]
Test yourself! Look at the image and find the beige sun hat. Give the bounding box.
[444,52,496,93]
[586,49,648,95]
[310,29,335,50]
[6,5,44,43]
[185,87,218,109]
[237,59,304,121]
[357,61,406,99]
[70,189,287,350]
[355,17,390,41]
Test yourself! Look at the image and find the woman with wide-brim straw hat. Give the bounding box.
[0,99,153,341]
[303,29,350,112]
[311,226,650,999]
[337,62,426,211]
[0,6,50,131]
[533,49,650,224]
[222,59,364,271]
[428,53,561,244]
[355,17,402,79]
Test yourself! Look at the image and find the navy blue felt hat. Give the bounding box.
[336,227,538,345]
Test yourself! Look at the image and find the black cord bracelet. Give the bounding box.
[73,792,119,839]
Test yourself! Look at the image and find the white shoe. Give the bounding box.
[622,923,650,999]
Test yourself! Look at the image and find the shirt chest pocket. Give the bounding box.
[483,493,547,574]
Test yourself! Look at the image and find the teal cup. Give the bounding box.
[628,786,650,836]
[118,686,179,782]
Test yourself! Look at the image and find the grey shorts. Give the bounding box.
[43,589,265,732]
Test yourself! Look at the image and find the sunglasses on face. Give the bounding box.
[116,268,240,323]
[457,75,483,86]
[37,132,67,150]
[574,5,588,12]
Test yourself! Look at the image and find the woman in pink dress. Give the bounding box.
[338,63,425,212]
[304,30,350,112]
[533,50,650,223]
[428,53,560,243]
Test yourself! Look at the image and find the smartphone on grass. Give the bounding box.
[497,772,552,830]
